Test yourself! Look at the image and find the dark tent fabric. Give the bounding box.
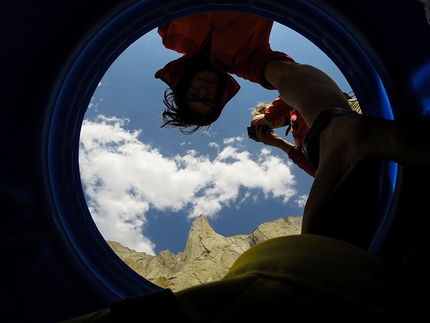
[1,0,429,322]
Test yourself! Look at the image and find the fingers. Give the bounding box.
[256,125,274,143]
[248,125,279,147]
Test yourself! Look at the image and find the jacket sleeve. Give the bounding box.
[209,13,294,89]
[157,14,211,55]
[264,97,292,123]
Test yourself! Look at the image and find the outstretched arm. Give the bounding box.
[264,60,350,125]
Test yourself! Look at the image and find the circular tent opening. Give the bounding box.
[48,0,400,306]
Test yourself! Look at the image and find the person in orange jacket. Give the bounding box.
[248,94,361,178]
[156,12,295,133]
[249,97,316,177]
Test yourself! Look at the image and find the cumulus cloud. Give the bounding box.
[79,115,297,254]
[294,194,309,208]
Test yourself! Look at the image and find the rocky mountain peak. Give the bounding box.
[108,214,302,292]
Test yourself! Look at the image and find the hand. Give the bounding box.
[249,125,295,154]
[249,125,279,146]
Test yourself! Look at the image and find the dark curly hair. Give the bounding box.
[160,46,228,135]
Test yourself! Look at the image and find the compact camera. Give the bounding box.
[247,125,271,136]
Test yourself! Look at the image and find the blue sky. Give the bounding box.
[79,22,352,255]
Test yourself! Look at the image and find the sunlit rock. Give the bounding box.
[107,214,302,292]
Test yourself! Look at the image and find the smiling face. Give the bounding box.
[187,70,220,116]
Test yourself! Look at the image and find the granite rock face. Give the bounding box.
[107,214,302,292]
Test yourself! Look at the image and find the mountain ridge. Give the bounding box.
[107,214,302,291]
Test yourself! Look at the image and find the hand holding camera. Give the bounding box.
[247,125,271,137]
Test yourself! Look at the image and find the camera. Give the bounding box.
[247,125,271,136]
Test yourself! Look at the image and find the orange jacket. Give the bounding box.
[265,97,309,146]
[155,12,293,121]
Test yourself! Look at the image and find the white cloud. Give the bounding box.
[79,115,298,253]
[295,194,309,208]
[208,142,219,148]
[223,136,243,144]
